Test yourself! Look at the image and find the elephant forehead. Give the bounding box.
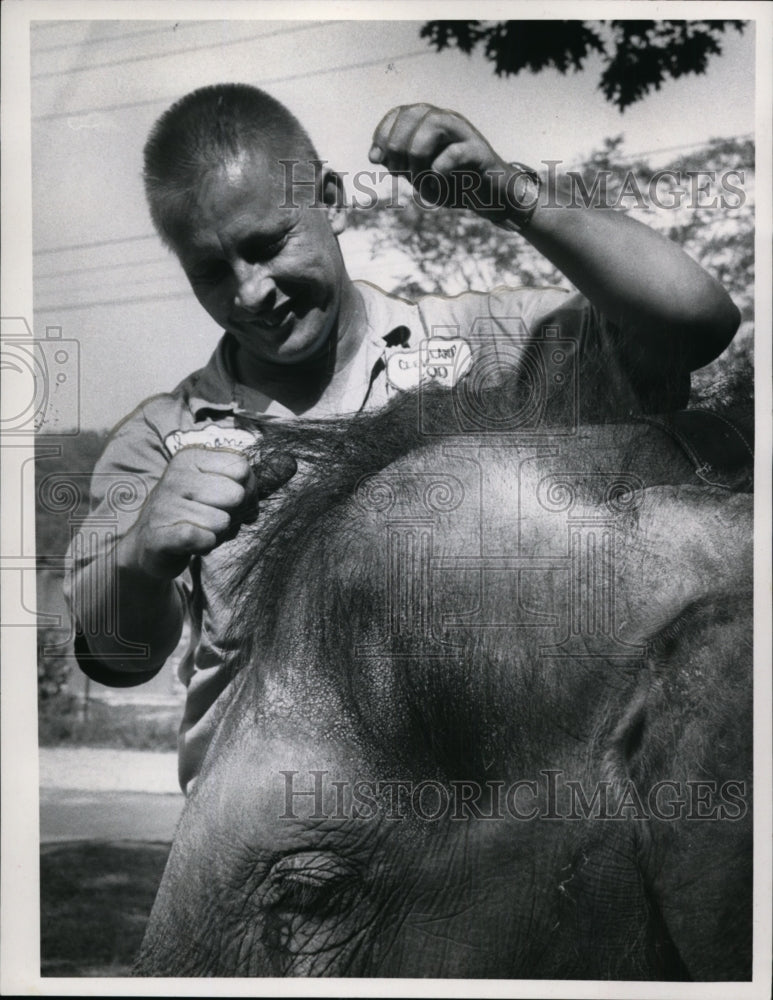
[187,728,582,867]
[141,722,658,977]
[158,739,604,969]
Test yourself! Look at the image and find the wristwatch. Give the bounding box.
[493,162,542,233]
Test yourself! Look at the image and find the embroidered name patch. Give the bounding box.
[385,337,473,392]
[164,426,260,457]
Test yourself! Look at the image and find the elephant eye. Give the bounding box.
[263,851,359,916]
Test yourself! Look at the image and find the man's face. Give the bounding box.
[172,148,348,369]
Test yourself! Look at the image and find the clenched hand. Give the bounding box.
[369,103,523,222]
[122,447,258,580]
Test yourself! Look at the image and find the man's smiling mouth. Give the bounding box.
[242,302,294,332]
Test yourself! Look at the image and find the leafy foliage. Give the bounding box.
[420,20,746,110]
[38,696,180,750]
[35,431,107,706]
[35,429,108,561]
[38,625,71,701]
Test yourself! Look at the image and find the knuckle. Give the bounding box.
[172,520,199,548]
[375,106,399,132]
[232,453,250,476]
[211,510,232,534]
[177,518,222,551]
[174,446,201,467]
[428,113,452,133]
[217,450,249,478]
[223,482,246,509]
[384,132,403,153]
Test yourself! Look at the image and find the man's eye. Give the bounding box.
[191,261,230,285]
[243,236,287,264]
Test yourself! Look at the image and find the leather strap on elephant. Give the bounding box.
[633,409,754,492]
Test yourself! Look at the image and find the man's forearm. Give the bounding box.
[366,106,740,371]
[70,550,185,674]
[506,166,741,369]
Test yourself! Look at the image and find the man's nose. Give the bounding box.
[232,262,275,314]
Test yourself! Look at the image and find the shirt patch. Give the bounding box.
[385,337,473,392]
[164,426,260,457]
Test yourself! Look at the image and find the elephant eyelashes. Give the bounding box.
[263,852,360,917]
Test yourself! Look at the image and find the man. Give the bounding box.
[64,84,740,793]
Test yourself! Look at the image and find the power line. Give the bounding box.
[36,256,172,280]
[626,133,754,161]
[33,23,199,54]
[32,22,339,79]
[30,21,74,33]
[32,48,431,122]
[34,234,157,257]
[34,92,196,123]
[564,133,755,171]
[35,290,191,314]
[62,272,186,293]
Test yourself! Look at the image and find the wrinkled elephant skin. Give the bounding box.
[137,421,752,980]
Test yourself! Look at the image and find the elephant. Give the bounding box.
[135,384,753,980]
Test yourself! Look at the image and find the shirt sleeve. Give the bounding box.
[487,286,690,420]
[553,292,691,417]
[63,399,188,686]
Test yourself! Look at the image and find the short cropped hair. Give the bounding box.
[143,83,319,247]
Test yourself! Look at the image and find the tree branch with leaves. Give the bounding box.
[420,20,746,111]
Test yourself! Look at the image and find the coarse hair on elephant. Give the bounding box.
[136,380,753,980]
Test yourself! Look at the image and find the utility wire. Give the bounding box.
[32,22,340,79]
[32,48,431,122]
[36,256,172,280]
[29,21,74,33]
[36,251,376,312]
[35,290,191,313]
[33,23,200,54]
[35,234,157,257]
[52,272,187,293]
[565,132,755,171]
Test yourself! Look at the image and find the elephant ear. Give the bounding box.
[611,486,753,980]
[611,486,752,644]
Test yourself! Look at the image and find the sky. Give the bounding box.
[25,9,759,430]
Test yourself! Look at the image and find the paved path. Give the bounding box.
[39,747,184,843]
[39,746,181,793]
[40,788,183,843]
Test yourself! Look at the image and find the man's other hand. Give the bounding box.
[369,104,512,219]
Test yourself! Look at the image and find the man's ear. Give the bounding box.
[320,169,347,235]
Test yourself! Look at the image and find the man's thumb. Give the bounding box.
[236,449,298,527]
[254,450,298,499]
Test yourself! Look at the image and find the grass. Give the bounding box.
[40,840,171,977]
[38,697,179,752]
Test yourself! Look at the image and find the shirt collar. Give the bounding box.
[185,335,274,421]
[186,280,421,421]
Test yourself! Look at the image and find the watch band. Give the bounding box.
[493,162,542,233]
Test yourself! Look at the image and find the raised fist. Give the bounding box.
[368,103,520,220]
